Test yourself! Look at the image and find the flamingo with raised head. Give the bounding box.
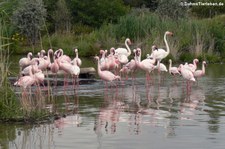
[151,31,173,68]
[94,56,120,88]
[193,61,206,82]
[19,52,33,70]
[168,59,180,75]
[37,49,53,71]
[179,64,196,93]
[184,58,199,73]
[56,48,71,63]
[135,48,155,83]
[168,59,180,84]
[115,38,131,57]
[72,48,82,67]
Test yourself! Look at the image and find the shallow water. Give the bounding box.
[1,62,225,149]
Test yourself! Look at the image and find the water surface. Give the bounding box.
[1,60,225,149]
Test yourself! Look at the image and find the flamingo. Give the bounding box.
[107,47,119,71]
[99,49,109,70]
[19,52,33,70]
[37,49,53,70]
[135,48,155,82]
[20,59,40,76]
[115,38,131,57]
[184,58,199,73]
[193,61,206,81]
[179,64,195,82]
[94,56,120,87]
[154,63,168,72]
[168,59,180,75]
[72,48,82,67]
[151,31,173,68]
[168,59,180,84]
[14,66,36,89]
[179,64,196,93]
[56,48,71,63]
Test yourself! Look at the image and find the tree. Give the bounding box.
[191,0,225,18]
[123,0,158,11]
[52,0,72,33]
[11,0,46,45]
[156,0,189,20]
[68,0,129,28]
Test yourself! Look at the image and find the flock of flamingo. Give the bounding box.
[14,31,206,93]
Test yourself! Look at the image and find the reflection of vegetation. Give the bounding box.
[0,124,17,149]
[204,95,225,133]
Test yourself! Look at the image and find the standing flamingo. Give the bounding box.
[56,48,71,63]
[19,52,33,71]
[135,48,155,83]
[94,56,120,88]
[72,48,82,67]
[14,66,36,89]
[179,64,196,93]
[151,31,173,68]
[193,61,206,82]
[184,58,199,73]
[115,38,131,57]
[168,59,180,84]
[168,59,180,75]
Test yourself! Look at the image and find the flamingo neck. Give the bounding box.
[164,33,170,55]
[202,62,205,74]
[125,39,131,56]
[169,61,172,69]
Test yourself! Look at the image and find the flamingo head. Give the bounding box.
[41,49,46,54]
[133,49,136,53]
[74,48,78,53]
[136,48,141,57]
[166,31,173,36]
[104,50,108,55]
[126,38,131,45]
[203,61,207,65]
[169,59,172,63]
[110,47,115,55]
[94,56,99,61]
[194,58,199,63]
[28,52,33,59]
[99,49,104,55]
[48,49,54,55]
[178,64,183,72]
[152,45,158,51]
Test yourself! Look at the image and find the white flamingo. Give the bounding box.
[151,31,173,67]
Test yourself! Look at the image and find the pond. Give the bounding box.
[1,55,225,149]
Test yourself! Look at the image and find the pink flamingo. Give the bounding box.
[19,52,33,70]
[193,61,206,82]
[99,49,109,70]
[154,63,168,72]
[14,66,36,89]
[72,48,82,67]
[57,58,80,90]
[184,58,199,73]
[135,48,155,83]
[179,64,196,93]
[107,48,119,71]
[168,59,180,84]
[37,49,53,70]
[151,31,173,68]
[94,56,120,88]
[56,48,71,63]
[114,38,132,65]
[169,59,180,75]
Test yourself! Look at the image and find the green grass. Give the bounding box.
[12,10,225,63]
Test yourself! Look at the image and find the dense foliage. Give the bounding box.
[0,0,224,61]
